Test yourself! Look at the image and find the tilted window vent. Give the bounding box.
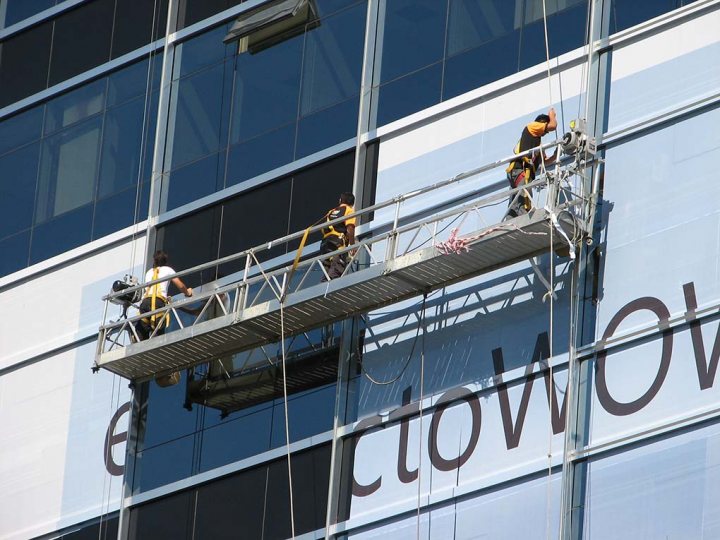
[223,0,319,54]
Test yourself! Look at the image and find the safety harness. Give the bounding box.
[321,204,353,247]
[506,123,546,211]
[142,267,170,331]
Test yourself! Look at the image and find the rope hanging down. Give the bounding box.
[279,300,297,539]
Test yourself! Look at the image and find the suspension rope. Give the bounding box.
[279,301,297,539]
[416,293,427,540]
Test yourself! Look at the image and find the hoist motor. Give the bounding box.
[561,118,597,157]
[110,275,141,306]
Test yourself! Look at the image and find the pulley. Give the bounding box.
[561,118,596,157]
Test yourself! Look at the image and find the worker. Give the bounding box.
[506,107,558,218]
[320,192,356,280]
[135,250,193,341]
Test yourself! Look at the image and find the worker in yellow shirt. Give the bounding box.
[320,192,356,280]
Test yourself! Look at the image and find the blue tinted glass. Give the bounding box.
[315,0,361,17]
[142,91,160,184]
[107,59,151,107]
[132,435,195,493]
[379,0,447,84]
[36,118,102,224]
[443,32,519,100]
[169,61,230,169]
[93,187,136,239]
[0,230,30,276]
[226,123,295,187]
[0,107,43,156]
[270,384,335,446]
[299,4,365,116]
[138,375,201,450]
[2,0,55,28]
[139,181,151,220]
[296,96,358,159]
[546,2,587,58]
[175,23,232,79]
[0,143,40,238]
[446,0,517,57]
[519,20,546,71]
[375,63,442,127]
[29,203,92,264]
[230,33,303,142]
[609,0,692,35]
[44,80,106,135]
[166,151,225,210]
[99,98,145,199]
[199,406,273,472]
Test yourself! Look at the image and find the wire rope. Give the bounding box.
[280,300,297,539]
[415,294,427,540]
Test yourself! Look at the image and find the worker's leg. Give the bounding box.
[507,170,525,218]
[320,238,340,281]
[328,252,348,280]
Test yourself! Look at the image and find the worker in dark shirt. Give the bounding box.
[320,192,356,280]
[506,108,558,218]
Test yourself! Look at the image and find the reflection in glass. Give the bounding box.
[0,107,43,156]
[0,143,40,238]
[375,63,442,127]
[174,23,233,80]
[29,203,93,263]
[44,80,106,135]
[36,118,102,224]
[1,0,56,29]
[98,98,145,199]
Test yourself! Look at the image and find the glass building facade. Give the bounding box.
[0,0,716,539]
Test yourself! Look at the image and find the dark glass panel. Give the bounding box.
[225,123,295,187]
[44,80,106,135]
[218,179,291,273]
[0,107,43,156]
[199,405,273,472]
[193,465,267,540]
[518,19,545,71]
[230,33,304,142]
[174,23,233,79]
[375,63,443,127]
[546,2,587,59]
[132,435,195,493]
[519,0,587,69]
[288,151,355,239]
[99,98,146,198]
[48,0,115,86]
[446,0,517,57]
[142,91,160,184]
[93,187,137,239]
[609,0,696,35]
[139,181,151,220]
[0,230,30,277]
[155,206,221,286]
[0,21,53,108]
[299,4,365,117]
[62,516,118,540]
[0,143,40,238]
[270,385,335,447]
[128,491,195,539]
[378,0,447,84]
[296,96,358,159]
[443,31,519,100]
[112,0,168,58]
[2,0,56,28]
[36,117,102,224]
[315,0,362,17]
[166,152,225,211]
[169,61,230,169]
[29,203,93,263]
[177,0,244,30]
[108,59,152,107]
[263,444,331,539]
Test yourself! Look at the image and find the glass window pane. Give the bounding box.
[62,516,118,540]
[111,0,168,58]
[230,33,304,143]
[29,203,92,263]
[299,4,365,117]
[0,107,44,156]
[48,0,114,86]
[98,98,145,199]
[93,187,137,239]
[177,0,244,30]
[446,0,517,57]
[609,0,697,35]
[44,80,106,135]
[0,230,30,277]
[194,465,267,539]
[36,118,102,224]
[226,123,295,187]
[375,63,443,127]
[379,0,447,84]
[0,143,40,238]
[168,61,230,170]
[128,490,194,536]
[1,0,55,29]
[166,151,225,211]
[270,385,335,447]
[132,435,195,493]
[0,21,53,108]
[296,96,358,159]
[174,23,233,80]
[107,59,152,107]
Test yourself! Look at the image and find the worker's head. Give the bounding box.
[339,192,355,206]
[535,113,551,124]
[153,250,168,267]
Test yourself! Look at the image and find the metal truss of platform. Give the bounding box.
[96,205,586,382]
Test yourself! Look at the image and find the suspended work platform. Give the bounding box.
[95,136,596,383]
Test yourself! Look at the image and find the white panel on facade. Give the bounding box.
[0,342,130,540]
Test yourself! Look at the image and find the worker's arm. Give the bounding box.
[545,107,558,133]
[346,223,356,246]
[172,277,193,297]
